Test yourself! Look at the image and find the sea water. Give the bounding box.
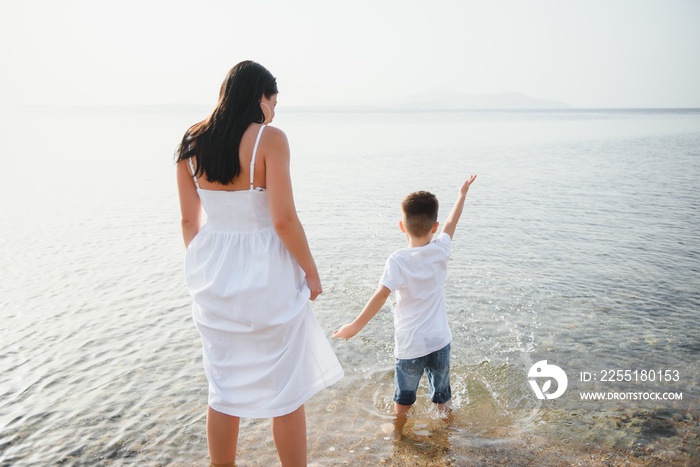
[0,107,698,465]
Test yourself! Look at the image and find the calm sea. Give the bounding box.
[1,106,698,466]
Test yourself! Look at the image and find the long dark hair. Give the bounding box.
[175,61,278,184]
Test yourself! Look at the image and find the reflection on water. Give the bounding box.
[0,107,698,465]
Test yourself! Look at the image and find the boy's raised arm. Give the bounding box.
[333,285,391,339]
[441,174,477,239]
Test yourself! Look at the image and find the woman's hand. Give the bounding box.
[306,273,322,301]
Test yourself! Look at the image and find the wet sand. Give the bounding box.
[205,406,698,467]
[381,408,699,467]
[304,405,699,467]
[307,408,698,467]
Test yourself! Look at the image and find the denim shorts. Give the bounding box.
[394,343,451,406]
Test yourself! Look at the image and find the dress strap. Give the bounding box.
[250,125,266,190]
[187,157,200,189]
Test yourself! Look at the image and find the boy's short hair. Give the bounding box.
[401,191,439,236]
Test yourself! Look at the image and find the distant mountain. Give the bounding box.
[383,88,571,110]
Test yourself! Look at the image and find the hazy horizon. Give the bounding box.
[2,1,699,109]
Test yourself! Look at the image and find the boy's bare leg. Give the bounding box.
[272,404,307,467]
[207,406,240,465]
[393,403,412,441]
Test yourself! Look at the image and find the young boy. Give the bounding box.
[333,174,477,441]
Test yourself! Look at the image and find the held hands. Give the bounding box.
[460,174,477,195]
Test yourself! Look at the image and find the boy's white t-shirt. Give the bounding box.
[379,232,452,360]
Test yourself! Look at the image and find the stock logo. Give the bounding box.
[528,360,568,400]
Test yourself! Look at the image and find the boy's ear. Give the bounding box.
[399,220,406,232]
[432,222,439,233]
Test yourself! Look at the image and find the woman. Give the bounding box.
[175,61,343,467]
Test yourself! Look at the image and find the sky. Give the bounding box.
[1,0,699,109]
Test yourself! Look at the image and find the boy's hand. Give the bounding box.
[332,323,360,339]
[442,174,477,239]
[459,174,477,196]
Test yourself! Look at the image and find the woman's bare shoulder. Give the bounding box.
[263,125,287,141]
[260,125,289,154]
[176,157,192,171]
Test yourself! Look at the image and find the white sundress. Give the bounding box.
[184,124,343,418]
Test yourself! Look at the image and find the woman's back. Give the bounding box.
[188,124,272,232]
[192,123,270,193]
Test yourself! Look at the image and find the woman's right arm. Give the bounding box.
[264,128,322,300]
[176,160,202,248]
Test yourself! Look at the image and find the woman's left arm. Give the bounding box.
[176,159,202,248]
